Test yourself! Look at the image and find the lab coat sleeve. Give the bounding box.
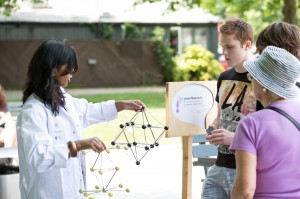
[17,104,69,173]
[72,97,118,127]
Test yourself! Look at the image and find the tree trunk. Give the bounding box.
[282,0,297,24]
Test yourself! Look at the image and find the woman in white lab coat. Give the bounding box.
[16,39,144,199]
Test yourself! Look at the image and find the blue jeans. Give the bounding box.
[201,165,236,199]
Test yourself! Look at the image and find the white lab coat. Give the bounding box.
[16,89,118,199]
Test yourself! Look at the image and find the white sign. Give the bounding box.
[166,81,217,137]
[172,84,214,129]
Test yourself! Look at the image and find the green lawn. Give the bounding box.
[76,92,168,143]
[76,92,165,109]
[9,92,172,143]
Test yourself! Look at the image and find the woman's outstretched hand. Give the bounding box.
[115,100,145,112]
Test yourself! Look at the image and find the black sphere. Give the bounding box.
[164,126,169,130]
[120,124,124,129]
[136,161,140,165]
[111,141,115,146]
[142,125,146,129]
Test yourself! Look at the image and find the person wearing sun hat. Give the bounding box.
[230,46,300,198]
[246,46,300,101]
[255,22,300,90]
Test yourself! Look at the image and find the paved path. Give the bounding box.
[85,142,205,199]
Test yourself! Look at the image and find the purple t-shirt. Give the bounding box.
[230,100,300,198]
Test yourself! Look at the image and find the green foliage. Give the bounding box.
[174,44,223,81]
[88,23,113,39]
[31,0,43,3]
[0,0,19,16]
[134,0,197,11]
[123,23,144,40]
[151,26,165,41]
[135,0,299,37]
[100,23,113,40]
[150,26,176,82]
[0,0,49,16]
[78,92,166,141]
[88,24,98,33]
[199,0,285,38]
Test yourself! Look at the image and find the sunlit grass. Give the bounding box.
[75,92,179,144]
[9,91,179,144]
[83,108,166,143]
[76,92,165,109]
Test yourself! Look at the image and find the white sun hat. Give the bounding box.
[244,46,300,99]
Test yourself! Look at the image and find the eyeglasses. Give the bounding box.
[247,73,253,82]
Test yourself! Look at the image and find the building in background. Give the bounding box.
[0,0,223,88]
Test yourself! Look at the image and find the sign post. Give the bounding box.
[166,81,217,199]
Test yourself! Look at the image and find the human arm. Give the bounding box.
[18,103,108,169]
[208,105,221,130]
[71,94,145,127]
[68,137,106,157]
[231,150,256,199]
[17,105,70,172]
[115,100,144,112]
[230,115,258,198]
[206,105,235,145]
[66,101,144,157]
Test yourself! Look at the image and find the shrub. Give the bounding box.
[100,24,113,39]
[150,26,176,82]
[123,23,144,40]
[174,44,224,81]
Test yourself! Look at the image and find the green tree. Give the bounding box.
[0,0,19,16]
[0,0,46,16]
[134,0,298,36]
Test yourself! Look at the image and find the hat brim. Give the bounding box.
[244,59,299,99]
